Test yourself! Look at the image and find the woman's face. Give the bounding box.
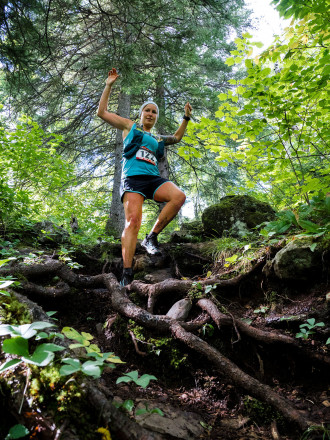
[140,104,158,129]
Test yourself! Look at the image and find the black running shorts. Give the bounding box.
[120,175,169,202]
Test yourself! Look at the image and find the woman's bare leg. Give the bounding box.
[121,192,144,268]
[152,182,186,233]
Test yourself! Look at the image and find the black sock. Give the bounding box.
[123,267,133,275]
[147,231,158,239]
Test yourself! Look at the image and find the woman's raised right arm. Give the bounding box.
[97,68,133,132]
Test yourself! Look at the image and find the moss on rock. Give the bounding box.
[202,195,276,238]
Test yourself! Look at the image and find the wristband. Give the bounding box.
[183,115,190,121]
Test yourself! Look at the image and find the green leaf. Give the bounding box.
[122,400,134,412]
[60,358,81,376]
[0,280,15,289]
[6,322,55,339]
[116,376,133,385]
[150,408,164,416]
[298,219,321,233]
[136,407,148,416]
[23,350,55,367]
[81,361,102,378]
[309,243,317,252]
[0,358,22,373]
[0,290,11,297]
[124,370,139,381]
[35,343,64,353]
[3,337,29,357]
[0,258,16,267]
[218,93,228,101]
[135,374,157,389]
[62,326,83,341]
[224,57,235,66]
[6,424,29,439]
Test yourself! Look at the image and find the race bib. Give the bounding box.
[136,147,157,166]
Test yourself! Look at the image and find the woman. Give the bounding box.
[97,68,192,286]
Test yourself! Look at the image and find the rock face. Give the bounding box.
[135,401,205,440]
[33,221,70,246]
[273,240,322,281]
[202,195,276,237]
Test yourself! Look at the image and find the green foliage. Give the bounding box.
[113,399,164,417]
[207,237,249,263]
[253,305,269,314]
[296,318,325,340]
[185,8,330,209]
[0,322,63,372]
[0,116,73,228]
[259,194,330,239]
[135,404,164,417]
[60,354,114,379]
[301,424,330,440]
[116,370,157,389]
[58,248,83,270]
[202,323,215,337]
[59,326,124,378]
[5,424,29,440]
[61,326,100,354]
[243,396,284,426]
[188,281,204,300]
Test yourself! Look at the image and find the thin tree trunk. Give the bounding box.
[106,92,131,237]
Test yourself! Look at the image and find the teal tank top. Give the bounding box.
[121,123,165,178]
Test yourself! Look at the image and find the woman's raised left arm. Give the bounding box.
[162,102,192,145]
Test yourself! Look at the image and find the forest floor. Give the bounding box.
[1,239,329,440]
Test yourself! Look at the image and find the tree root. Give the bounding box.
[104,273,208,333]
[129,257,267,312]
[197,298,295,345]
[170,320,312,430]
[104,273,317,431]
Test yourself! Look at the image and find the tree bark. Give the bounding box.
[106,91,131,238]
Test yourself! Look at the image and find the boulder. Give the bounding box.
[170,220,204,243]
[166,299,192,320]
[33,220,70,246]
[202,195,276,237]
[273,239,322,281]
[144,268,172,283]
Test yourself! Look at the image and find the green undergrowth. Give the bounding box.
[243,395,286,430]
[127,320,189,371]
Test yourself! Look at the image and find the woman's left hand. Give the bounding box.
[184,102,192,117]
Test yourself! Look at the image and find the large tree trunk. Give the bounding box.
[156,77,169,181]
[155,77,170,219]
[106,92,131,238]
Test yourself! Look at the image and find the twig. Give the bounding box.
[19,367,31,414]
[128,330,147,356]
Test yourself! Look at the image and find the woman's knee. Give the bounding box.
[124,213,142,231]
[173,190,186,209]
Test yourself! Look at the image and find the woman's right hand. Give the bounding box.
[106,68,119,86]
